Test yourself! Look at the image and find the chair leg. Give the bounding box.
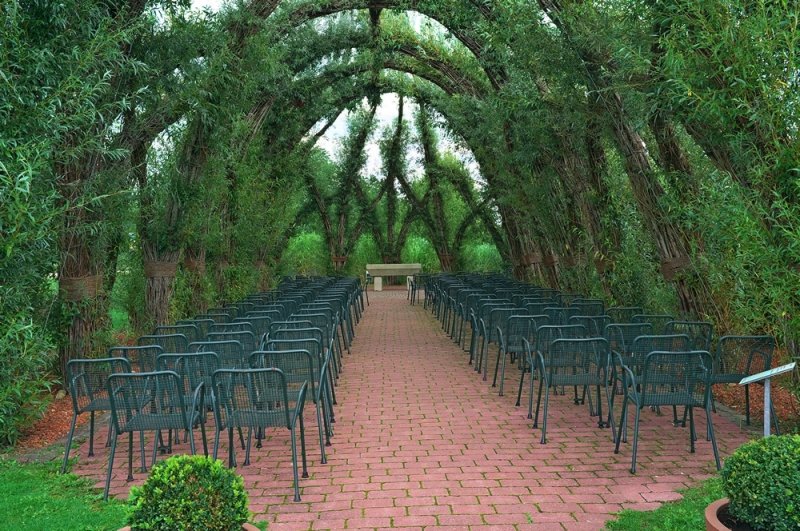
[228,427,236,467]
[614,399,628,455]
[316,401,326,464]
[187,426,196,455]
[689,407,696,453]
[492,347,503,388]
[127,432,134,482]
[244,428,252,466]
[103,431,118,501]
[299,411,308,478]
[630,407,641,474]
[516,367,525,408]
[498,348,509,396]
[200,418,208,457]
[61,413,78,474]
[139,431,147,473]
[540,382,551,444]
[527,367,536,420]
[290,426,301,502]
[533,377,545,429]
[88,411,96,457]
[213,428,221,461]
[706,405,721,470]
[745,385,751,425]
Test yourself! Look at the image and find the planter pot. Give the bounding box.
[120,524,259,531]
[706,498,755,531]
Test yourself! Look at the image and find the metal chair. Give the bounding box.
[137,334,189,355]
[61,357,131,474]
[493,314,549,396]
[632,314,674,335]
[711,335,778,430]
[614,351,720,473]
[665,320,713,351]
[607,307,644,323]
[104,370,207,499]
[108,345,163,373]
[212,368,308,501]
[533,338,609,443]
[190,340,245,369]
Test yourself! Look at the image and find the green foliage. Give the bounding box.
[0,319,57,447]
[461,243,503,272]
[401,236,441,272]
[605,477,724,530]
[0,458,128,530]
[721,435,800,531]
[128,455,249,531]
[280,232,330,277]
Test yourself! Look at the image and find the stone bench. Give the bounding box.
[366,263,422,291]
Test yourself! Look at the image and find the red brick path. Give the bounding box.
[74,290,751,529]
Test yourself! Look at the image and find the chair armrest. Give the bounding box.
[291,381,309,428]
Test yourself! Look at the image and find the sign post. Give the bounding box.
[739,362,796,436]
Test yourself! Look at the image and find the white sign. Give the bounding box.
[739,362,796,386]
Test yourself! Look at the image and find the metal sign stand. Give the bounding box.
[739,362,796,436]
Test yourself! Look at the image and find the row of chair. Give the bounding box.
[424,274,777,473]
[61,277,365,501]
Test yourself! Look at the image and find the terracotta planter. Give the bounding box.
[120,524,259,530]
[706,498,755,531]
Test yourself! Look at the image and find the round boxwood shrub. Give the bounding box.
[128,455,249,531]
[721,434,800,531]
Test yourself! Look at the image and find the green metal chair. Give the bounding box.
[494,314,549,396]
[61,357,131,474]
[607,307,644,323]
[108,345,163,373]
[137,334,189,355]
[614,351,720,473]
[104,370,207,499]
[570,315,611,337]
[521,324,587,419]
[533,337,609,443]
[632,314,674,335]
[190,339,245,369]
[665,320,713,351]
[212,368,308,502]
[711,335,778,430]
[153,324,201,343]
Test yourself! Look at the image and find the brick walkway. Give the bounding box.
[74,290,752,530]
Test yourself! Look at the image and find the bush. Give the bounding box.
[128,455,249,531]
[0,318,57,447]
[721,435,800,531]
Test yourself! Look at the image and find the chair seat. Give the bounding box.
[122,411,191,433]
[640,392,705,408]
[549,373,603,387]
[225,408,295,429]
[78,397,112,413]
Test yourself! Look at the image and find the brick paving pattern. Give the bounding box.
[74,289,752,529]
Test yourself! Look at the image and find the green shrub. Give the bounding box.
[721,435,800,531]
[128,455,249,531]
[0,317,57,447]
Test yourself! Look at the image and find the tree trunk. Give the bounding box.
[184,245,208,315]
[143,247,179,328]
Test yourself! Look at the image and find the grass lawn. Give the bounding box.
[0,458,128,531]
[605,477,723,530]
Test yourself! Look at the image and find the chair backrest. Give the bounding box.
[249,349,316,397]
[605,323,653,354]
[207,331,257,354]
[153,324,201,343]
[233,316,272,339]
[665,321,713,351]
[190,340,245,368]
[535,324,588,353]
[195,312,232,324]
[716,335,775,376]
[632,314,675,335]
[524,302,551,316]
[626,334,691,373]
[209,322,254,335]
[569,315,611,337]
[269,320,313,336]
[65,357,131,414]
[543,307,572,325]
[212,368,294,430]
[156,352,220,400]
[177,318,214,339]
[208,306,238,319]
[264,339,323,378]
[505,315,550,350]
[137,334,189,355]
[569,300,605,316]
[108,345,163,373]
[607,307,644,324]
[489,307,527,342]
[545,337,608,373]
[640,351,712,407]
[107,371,189,435]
